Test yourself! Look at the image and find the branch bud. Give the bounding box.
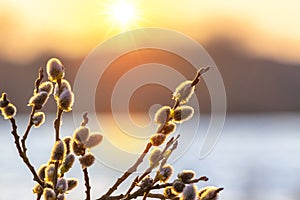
[51,140,66,162]
[56,177,68,194]
[173,106,194,123]
[173,80,195,104]
[181,184,196,200]
[43,188,56,200]
[57,89,74,112]
[32,112,45,127]
[46,58,65,82]
[2,103,16,119]
[38,81,53,95]
[60,153,75,174]
[154,106,171,124]
[79,153,95,169]
[150,133,166,146]
[85,134,103,148]
[198,186,223,200]
[67,178,78,191]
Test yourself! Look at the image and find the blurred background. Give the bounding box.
[0,0,299,200]
[0,0,299,112]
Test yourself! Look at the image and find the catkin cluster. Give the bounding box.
[0,93,17,119]
[26,58,74,129]
[158,169,222,200]
[46,58,74,112]
[146,145,223,200]
[150,79,195,147]
[143,69,223,200]
[72,114,103,169]
[27,58,75,200]
[32,59,102,200]
[34,138,77,200]
[36,128,102,200]
[164,170,223,200]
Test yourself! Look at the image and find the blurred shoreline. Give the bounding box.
[1,37,300,114]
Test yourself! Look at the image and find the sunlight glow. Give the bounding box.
[103,0,141,31]
[111,1,135,25]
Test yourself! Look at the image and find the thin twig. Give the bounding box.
[52,161,60,195]
[125,176,139,196]
[151,182,172,190]
[34,68,44,94]
[83,168,91,200]
[117,130,178,199]
[143,191,149,200]
[97,142,153,200]
[54,78,63,141]
[123,185,149,200]
[22,68,43,153]
[81,112,89,126]
[147,193,166,200]
[21,106,36,153]
[54,108,63,141]
[159,140,178,170]
[123,176,208,200]
[9,118,44,186]
[101,194,124,200]
[123,183,160,200]
[145,140,179,198]
[102,192,166,200]
[53,107,64,195]
[151,176,208,190]
[78,113,92,200]
[36,191,42,200]
[124,136,179,200]
[172,99,180,110]
[138,135,179,183]
[191,66,210,87]
[187,176,209,183]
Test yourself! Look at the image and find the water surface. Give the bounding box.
[0,113,299,200]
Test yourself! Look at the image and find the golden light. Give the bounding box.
[111,1,135,25]
[103,0,141,32]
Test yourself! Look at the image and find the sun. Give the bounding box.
[102,0,142,31]
[111,1,136,26]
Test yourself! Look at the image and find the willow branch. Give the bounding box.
[147,193,166,200]
[98,69,210,200]
[124,176,208,200]
[21,106,36,153]
[52,107,64,195]
[54,108,63,141]
[9,118,44,186]
[97,142,153,200]
[124,136,179,200]
[78,113,92,199]
[143,139,179,199]
[138,135,179,184]
[188,176,209,183]
[83,168,91,200]
[22,68,43,153]
[151,176,208,190]
[103,192,166,200]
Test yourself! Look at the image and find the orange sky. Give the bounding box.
[1,0,300,63]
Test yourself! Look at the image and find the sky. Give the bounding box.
[1,0,300,63]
